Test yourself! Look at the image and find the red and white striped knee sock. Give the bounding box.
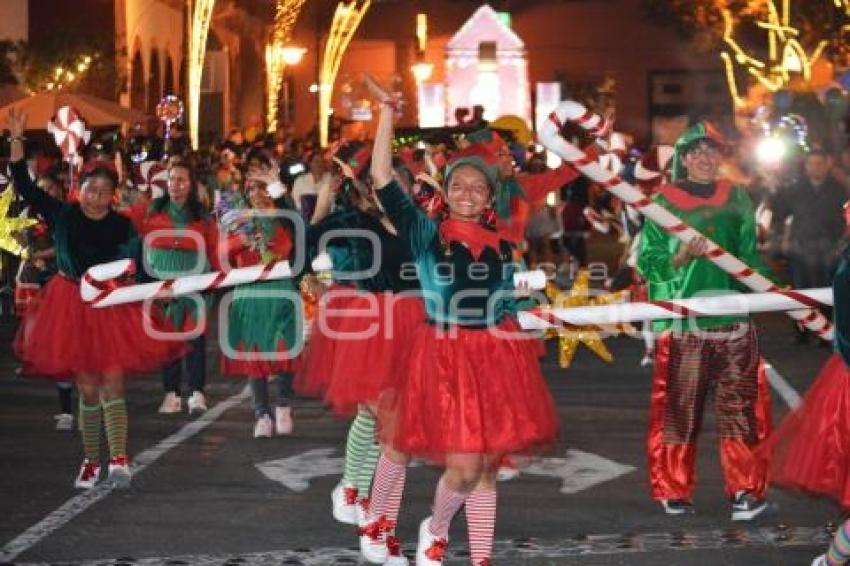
[465,486,497,565]
[367,453,407,529]
[429,476,468,539]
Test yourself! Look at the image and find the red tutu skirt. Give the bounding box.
[761,353,850,508]
[378,317,559,461]
[14,275,186,378]
[219,342,298,378]
[295,285,357,397]
[319,292,424,415]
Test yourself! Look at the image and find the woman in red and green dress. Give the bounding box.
[219,175,301,438]
[124,161,219,416]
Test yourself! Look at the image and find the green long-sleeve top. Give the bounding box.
[377,180,518,327]
[305,206,419,293]
[10,159,139,279]
[833,246,850,366]
[637,180,776,332]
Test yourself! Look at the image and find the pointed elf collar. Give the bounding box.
[658,180,733,211]
[439,218,502,260]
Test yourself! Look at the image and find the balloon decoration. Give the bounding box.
[47,106,91,190]
[543,270,630,368]
[0,189,38,257]
[156,95,184,158]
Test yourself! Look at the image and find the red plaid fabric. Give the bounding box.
[662,323,760,444]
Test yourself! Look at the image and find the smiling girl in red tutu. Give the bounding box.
[364,77,558,566]
[8,108,184,490]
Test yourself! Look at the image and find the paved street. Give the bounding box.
[0,312,841,565]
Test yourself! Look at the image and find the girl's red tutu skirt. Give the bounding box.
[761,353,850,508]
[14,275,185,378]
[320,292,424,415]
[378,317,559,462]
[295,285,357,397]
[219,342,297,378]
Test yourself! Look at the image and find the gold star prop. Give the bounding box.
[0,189,38,257]
[544,269,631,368]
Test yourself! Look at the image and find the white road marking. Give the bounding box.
[763,359,802,409]
[521,449,635,494]
[0,386,250,562]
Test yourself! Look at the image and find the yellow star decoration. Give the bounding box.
[0,188,38,258]
[544,270,631,368]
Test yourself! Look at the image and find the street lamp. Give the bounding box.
[411,61,433,84]
[281,46,306,66]
[281,46,306,126]
[266,44,307,132]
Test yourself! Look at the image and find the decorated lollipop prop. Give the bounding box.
[47,106,91,190]
[538,100,834,340]
[134,162,169,199]
[156,95,184,158]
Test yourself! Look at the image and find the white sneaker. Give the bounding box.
[54,413,74,431]
[106,456,132,489]
[496,466,520,481]
[359,515,392,564]
[357,497,371,527]
[73,459,101,489]
[416,517,448,565]
[187,391,208,415]
[331,481,359,524]
[811,555,827,566]
[384,536,410,565]
[253,415,274,438]
[158,392,182,414]
[275,406,293,435]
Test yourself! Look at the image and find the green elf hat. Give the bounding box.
[670,120,728,182]
[444,144,501,194]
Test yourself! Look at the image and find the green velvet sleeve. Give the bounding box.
[833,251,850,366]
[377,181,437,258]
[637,212,680,300]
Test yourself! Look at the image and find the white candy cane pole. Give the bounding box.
[538,101,833,340]
[81,259,293,307]
[518,287,832,330]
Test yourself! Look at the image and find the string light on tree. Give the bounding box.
[44,54,95,92]
[318,0,371,148]
[187,0,216,150]
[720,0,828,107]
[265,0,307,133]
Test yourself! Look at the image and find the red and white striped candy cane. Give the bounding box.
[519,287,832,331]
[538,100,833,340]
[81,259,293,308]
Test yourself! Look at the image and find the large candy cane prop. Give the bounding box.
[518,287,832,330]
[81,259,293,308]
[81,258,547,308]
[538,101,833,340]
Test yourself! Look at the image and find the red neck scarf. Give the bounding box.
[439,218,502,260]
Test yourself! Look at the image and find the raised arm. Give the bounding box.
[6,108,62,220]
[365,75,394,190]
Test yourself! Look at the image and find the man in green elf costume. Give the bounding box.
[638,121,775,521]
